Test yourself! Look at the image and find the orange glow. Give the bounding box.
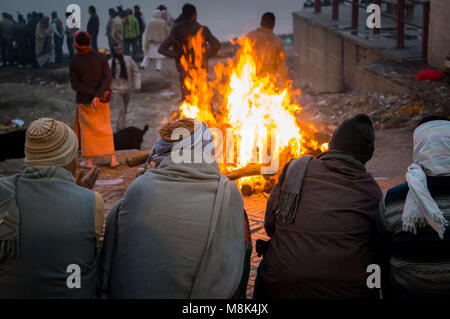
[175,30,329,191]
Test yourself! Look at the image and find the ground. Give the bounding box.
[0,40,439,297]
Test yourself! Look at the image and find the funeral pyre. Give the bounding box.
[172,29,329,195]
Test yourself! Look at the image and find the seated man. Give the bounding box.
[0,118,104,298]
[99,118,251,298]
[377,116,450,299]
[254,114,382,299]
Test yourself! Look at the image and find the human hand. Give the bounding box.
[91,97,100,107]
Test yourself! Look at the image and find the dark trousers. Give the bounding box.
[253,259,269,299]
[67,36,74,59]
[91,36,98,51]
[17,41,27,65]
[123,37,138,60]
[137,33,143,53]
[1,39,13,64]
[54,36,63,63]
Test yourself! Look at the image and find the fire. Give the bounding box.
[175,29,328,192]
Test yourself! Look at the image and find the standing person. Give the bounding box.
[0,118,104,298]
[133,5,145,54]
[0,13,14,66]
[253,114,382,299]
[87,6,99,51]
[122,8,140,61]
[69,31,119,168]
[35,16,54,67]
[116,5,126,18]
[158,3,221,100]
[51,11,64,64]
[65,11,78,59]
[26,11,39,68]
[141,10,170,71]
[99,119,251,299]
[106,8,123,51]
[377,117,450,300]
[108,42,141,131]
[13,14,27,67]
[157,5,174,28]
[246,12,288,84]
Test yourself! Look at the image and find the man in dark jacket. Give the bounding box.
[69,31,118,169]
[13,14,27,67]
[254,114,383,299]
[87,6,99,51]
[26,12,39,68]
[158,3,220,100]
[51,11,64,63]
[0,12,14,66]
[134,5,145,54]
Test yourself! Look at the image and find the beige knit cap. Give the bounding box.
[25,118,78,167]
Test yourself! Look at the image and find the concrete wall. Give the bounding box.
[428,0,450,69]
[293,12,388,93]
[293,14,344,92]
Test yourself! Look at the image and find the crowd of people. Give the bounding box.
[0,3,449,300]
[0,4,174,68]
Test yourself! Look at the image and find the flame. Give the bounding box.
[175,30,328,192]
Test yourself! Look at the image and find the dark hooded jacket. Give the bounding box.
[257,114,382,299]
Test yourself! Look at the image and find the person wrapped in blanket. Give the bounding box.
[98,118,252,298]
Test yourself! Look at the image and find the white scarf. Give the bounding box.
[403,120,450,239]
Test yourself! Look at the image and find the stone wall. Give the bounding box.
[428,0,450,69]
[293,11,387,93]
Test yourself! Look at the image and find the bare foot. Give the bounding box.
[79,160,94,169]
[110,155,120,168]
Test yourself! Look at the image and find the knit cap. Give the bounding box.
[24,118,78,167]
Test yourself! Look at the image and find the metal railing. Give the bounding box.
[313,0,430,57]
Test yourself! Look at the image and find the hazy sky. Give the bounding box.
[1,0,304,51]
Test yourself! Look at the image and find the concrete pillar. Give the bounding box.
[428,0,450,69]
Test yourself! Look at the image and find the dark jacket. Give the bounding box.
[377,176,450,300]
[69,50,112,104]
[259,156,382,299]
[87,14,99,38]
[158,19,220,72]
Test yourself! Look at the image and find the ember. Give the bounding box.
[173,29,329,193]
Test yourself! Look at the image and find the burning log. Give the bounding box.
[126,150,151,167]
[224,164,277,181]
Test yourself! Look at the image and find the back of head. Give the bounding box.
[261,12,275,29]
[74,31,92,47]
[328,113,375,164]
[89,6,96,14]
[418,115,449,127]
[109,8,116,17]
[182,3,197,20]
[25,118,78,169]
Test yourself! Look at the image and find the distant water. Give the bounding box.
[2,0,305,51]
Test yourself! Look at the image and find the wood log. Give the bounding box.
[224,164,277,181]
[126,150,151,167]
